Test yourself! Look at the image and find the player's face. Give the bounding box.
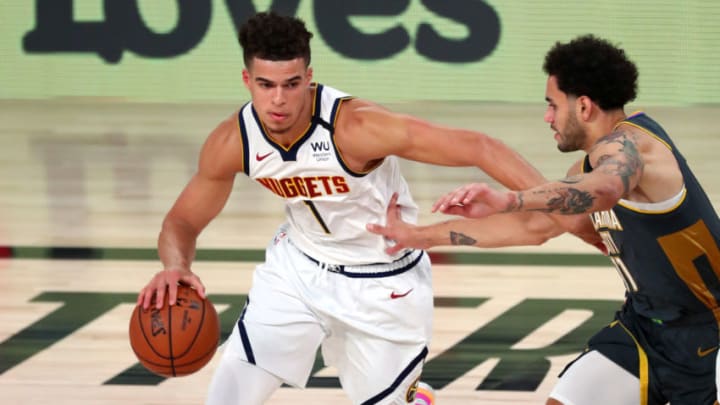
[544,76,587,152]
[243,57,313,136]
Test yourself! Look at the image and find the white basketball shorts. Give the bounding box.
[217,227,433,404]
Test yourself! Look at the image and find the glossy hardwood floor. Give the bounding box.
[1,99,718,404]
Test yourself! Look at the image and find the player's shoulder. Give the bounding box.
[198,111,244,176]
[333,98,399,147]
[319,82,385,115]
[336,97,390,123]
[199,111,242,159]
[339,96,378,111]
[614,120,646,137]
[207,110,241,143]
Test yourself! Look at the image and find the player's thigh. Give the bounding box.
[206,351,283,405]
[221,314,324,387]
[654,320,718,405]
[322,257,433,404]
[325,334,428,405]
[227,262,326,387]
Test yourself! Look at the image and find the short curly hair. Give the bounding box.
[543,35,638,110]
[238,12,313,68]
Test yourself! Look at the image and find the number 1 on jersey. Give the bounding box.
[304,200,331,234]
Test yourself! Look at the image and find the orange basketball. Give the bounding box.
[129,284,220,377]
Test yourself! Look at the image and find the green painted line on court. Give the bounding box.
[4,246,610,267]
[2,292,617,386]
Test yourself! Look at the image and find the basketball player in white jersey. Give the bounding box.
[136,11,550,405]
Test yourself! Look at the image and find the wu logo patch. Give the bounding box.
[310,141,332,162]
[310,141,330,152]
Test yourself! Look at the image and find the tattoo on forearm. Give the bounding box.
[504,192,524,212]
[532,188,595,214]
[450,231,477,246]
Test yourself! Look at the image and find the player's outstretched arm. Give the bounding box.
[367,193,566,255]
[368,192,606,255]
[138,116,243,309]
[436,130,643,217]
[334,100,545,191]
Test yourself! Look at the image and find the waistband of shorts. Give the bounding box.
[633,306,720,327]
[293,243,425,278]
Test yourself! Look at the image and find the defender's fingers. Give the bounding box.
[432,195,454,212]
[387,193,401,218]
[442,205,466,216]
[387,202,402,221]
[385,244,403,255]
[366,223,387,236]
[389,192,399,205]
[449,190,471,207]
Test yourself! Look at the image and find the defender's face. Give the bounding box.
[243,57,313,136]
[544,75,586,152]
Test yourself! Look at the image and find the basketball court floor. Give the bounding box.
[1,99,718,404]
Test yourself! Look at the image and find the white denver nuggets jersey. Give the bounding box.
[238,84,418,265]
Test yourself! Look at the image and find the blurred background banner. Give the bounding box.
[1,0,719,105]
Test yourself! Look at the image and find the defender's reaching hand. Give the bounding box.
[367,193,427,255]
[432,183,516,218]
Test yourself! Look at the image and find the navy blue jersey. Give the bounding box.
[584,112,720,323]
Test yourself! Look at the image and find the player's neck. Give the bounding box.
[266,90,314,147]
[607,109,628,130]
[586,109,627,146]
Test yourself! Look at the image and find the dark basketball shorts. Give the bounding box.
[561,304,718,405]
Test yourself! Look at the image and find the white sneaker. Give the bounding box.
[414,381,435,404]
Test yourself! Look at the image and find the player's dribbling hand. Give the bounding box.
[137,269,206,310]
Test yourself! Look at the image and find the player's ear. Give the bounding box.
[242,69,251,88]
[306,66,313,83]
[577,95,593,121]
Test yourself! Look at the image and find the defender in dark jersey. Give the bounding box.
[368,35,720,405]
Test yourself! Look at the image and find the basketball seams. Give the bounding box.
[132,305,169,360]
[171,296,207,358]
[129,285,220,378]
[185,298,206,358]
[137,346,217,368]
[167,303,176,377]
